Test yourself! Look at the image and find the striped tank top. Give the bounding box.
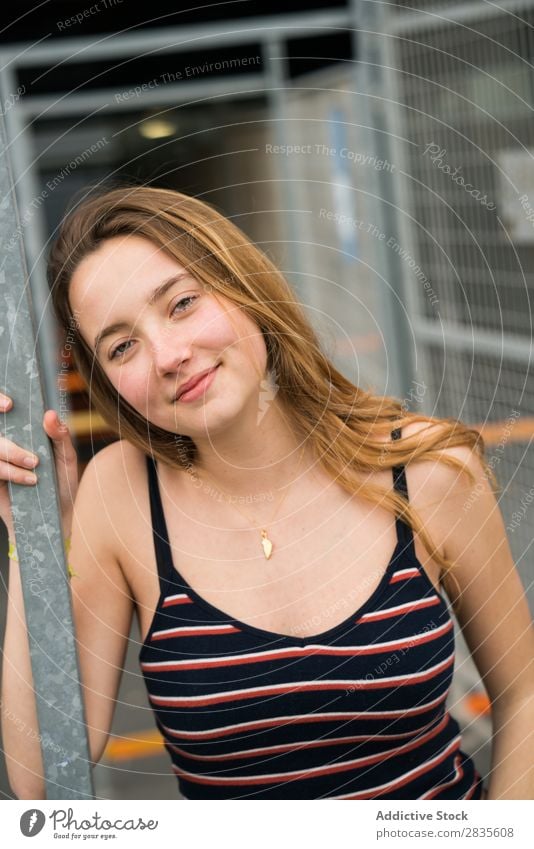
[139,427,484,799]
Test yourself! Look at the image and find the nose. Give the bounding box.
[151,328,192,376]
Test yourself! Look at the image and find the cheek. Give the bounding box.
[200,303,239,350]
[207,304,267,372]
[236,327,269,380]
[112,368,152,415]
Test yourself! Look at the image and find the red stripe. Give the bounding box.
[389,568,420,584]
[464,776,479,800]
[162,595,193,607]
[160,693,448,741]
[422,753,464,799]
[357,595,441,623]
[168,715,445,763]
[149,654,454,707]
[336,736,461,799]
[151,625,240,640]
[142,620,453,670]
[171,716,450,786]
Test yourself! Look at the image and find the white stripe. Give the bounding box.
[327,735,462,799]
[391,568,420,578]
[359,595,440,620]
[169,716,442,761]
[148,652,454,705]
[163,593,190,603]
[152,624,236,638]
[420,754,463,799]
[173,720,449,784]
[142,621,452,669]
[160,693,449,739]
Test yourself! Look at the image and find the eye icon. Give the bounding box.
[20,809,46,837]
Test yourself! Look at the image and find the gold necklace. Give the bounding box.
[190,444,307,560]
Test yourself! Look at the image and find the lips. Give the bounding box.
[175,365,219,401]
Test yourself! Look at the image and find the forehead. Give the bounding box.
[69,234,186,306]
[69,235,189,343]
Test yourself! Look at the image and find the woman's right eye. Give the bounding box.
[109,339,134,360]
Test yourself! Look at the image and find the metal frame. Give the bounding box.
[0,3,417,393]
[382,0,534,626]
[0,112,94,799]
[379,0,534,399]
[391,0,534,33]
[350,0,417,400]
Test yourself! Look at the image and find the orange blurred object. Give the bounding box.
[103,729,165,761]
[57,371,87,392]
[465,692,491,716]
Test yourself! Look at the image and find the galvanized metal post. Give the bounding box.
[350,0,417,402]
[264,36,305,295]
[0,63,63,419]
[0,112,94,799]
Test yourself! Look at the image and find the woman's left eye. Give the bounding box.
[171,295,198,315]
[108,296,199,361]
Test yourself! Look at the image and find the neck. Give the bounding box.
[184,400,311,500]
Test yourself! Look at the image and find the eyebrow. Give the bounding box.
[93,272,190,354]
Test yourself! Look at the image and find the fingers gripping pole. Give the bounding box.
[0,113,94,799]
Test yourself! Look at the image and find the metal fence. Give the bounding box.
[387,0,534,609]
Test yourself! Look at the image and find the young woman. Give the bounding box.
[1,186,532,800]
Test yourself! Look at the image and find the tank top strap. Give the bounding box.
[145,454,178,596]
[390,426,417,561]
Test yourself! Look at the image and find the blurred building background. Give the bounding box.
[1,0,533,798]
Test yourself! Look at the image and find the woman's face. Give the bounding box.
[69,234,269,438]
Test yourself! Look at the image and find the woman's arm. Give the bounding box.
[420,439,534,800]
[1,447,134,799]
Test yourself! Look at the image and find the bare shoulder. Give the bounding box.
[83,437,148,476]
[75,439,150,547]
[396,418,493,572]
[399,418,487,504]
[80,438,149,493]
[399,421,534,712]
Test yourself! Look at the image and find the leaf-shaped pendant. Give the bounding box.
[260,530,273,559]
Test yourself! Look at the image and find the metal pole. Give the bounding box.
[264,36,305,295]
[350,0,416,402]
[0,112,94,799]
[0,64,62,418]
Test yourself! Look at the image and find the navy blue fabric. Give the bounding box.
[138,427,484,799]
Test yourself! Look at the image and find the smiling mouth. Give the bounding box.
[175,364,221,403]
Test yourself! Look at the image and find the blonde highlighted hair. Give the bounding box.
[48,184,498,590]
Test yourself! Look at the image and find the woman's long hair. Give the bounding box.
[48,184,498,592]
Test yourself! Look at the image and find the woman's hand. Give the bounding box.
[0,392,79,539]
